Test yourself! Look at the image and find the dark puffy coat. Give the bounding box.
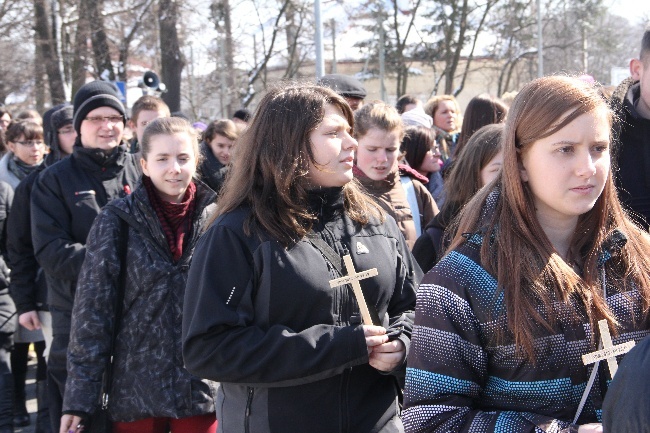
[31,144,141,333]
[611,78,650,227]
[183,188,421,433]
[197,142,228,194]
[602,335,650,432]
[0,181,14,336]
[64,180,217,422]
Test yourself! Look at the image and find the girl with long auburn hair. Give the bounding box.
[403,76,650,433]
[182,84,420,433]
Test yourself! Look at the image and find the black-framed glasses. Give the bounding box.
[84,115,123,125]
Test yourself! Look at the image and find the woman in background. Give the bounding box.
[423,95,461,162]
[197,119,239,194]
[453,93,507,159]
[354,102,438,249]
[411,124,503,272]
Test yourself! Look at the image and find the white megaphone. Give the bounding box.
[139,71,167,95]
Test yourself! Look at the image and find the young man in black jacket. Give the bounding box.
[612,27,650,227]
[31,81,141,433]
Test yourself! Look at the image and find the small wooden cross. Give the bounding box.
[329,255,378,325]
[581,319,636,378]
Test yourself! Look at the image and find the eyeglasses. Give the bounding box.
[58,126,76,135]
[14,140,45,147]
[84,115,123,125]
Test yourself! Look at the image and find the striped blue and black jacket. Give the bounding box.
[403,232,650,433]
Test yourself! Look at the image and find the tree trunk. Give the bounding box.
[71,0,90,96]
[158,0,185,112]
[34,39,46,112]
[84,0,114,81]
[33,0,66,103]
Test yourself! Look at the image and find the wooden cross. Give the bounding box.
[581,319,636,378]
[329,255,378,325]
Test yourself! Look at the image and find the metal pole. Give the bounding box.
[378,15,386,101]
[331,18,337,74]
[314,0,325,79]
[537,0,543,78]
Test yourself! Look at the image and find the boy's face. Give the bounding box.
[630,56,650,119]
[130,110,168,143]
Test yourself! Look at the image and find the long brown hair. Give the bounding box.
[215,83,383,247]
[440,123,502,226]
[449,76,650,360]
[454,93,507,158]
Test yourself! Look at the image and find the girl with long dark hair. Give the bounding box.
[183,84,420,433]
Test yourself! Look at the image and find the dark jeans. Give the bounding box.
[0,333,13,429]
[48,307,71,433]
[12,340,47,416]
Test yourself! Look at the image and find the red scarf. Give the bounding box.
[143,176,197,262]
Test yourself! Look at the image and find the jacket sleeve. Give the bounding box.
[0,184,13,292]
[414,180,438,231]
[182,222,370,388]
[63,210,122,415]
[31,171,86,281]
[7,175,39,313]
[402,272,571,433]
[383,215,420,377]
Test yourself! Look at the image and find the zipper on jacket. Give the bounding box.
[244,387,254,433]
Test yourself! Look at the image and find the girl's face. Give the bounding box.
[519,108,610,227]
[480,150,503,187]
[8,133,45,166]
[417,144,442,175]
[308,104,357,188]
[433,100,458,132]
[209,134,234,165]
[141,132,197,203]
[356,127,400,181]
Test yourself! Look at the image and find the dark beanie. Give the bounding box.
[233,108,251,122]
[73,81,126,134]
[42,103,67,147]
[46,104,74,162]
[51,105,73,131]
[318,74,367,99]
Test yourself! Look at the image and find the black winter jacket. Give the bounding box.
[197,142,228,195]
[0,181,14,336]
[612,78,650,227]
[183,188,421,433]
[31,144,141,332]
[7,164,49,314]
[64,180,216,422]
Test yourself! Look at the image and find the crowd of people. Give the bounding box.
[0,25,647,433]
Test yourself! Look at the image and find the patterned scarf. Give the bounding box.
[143,176,197,262]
